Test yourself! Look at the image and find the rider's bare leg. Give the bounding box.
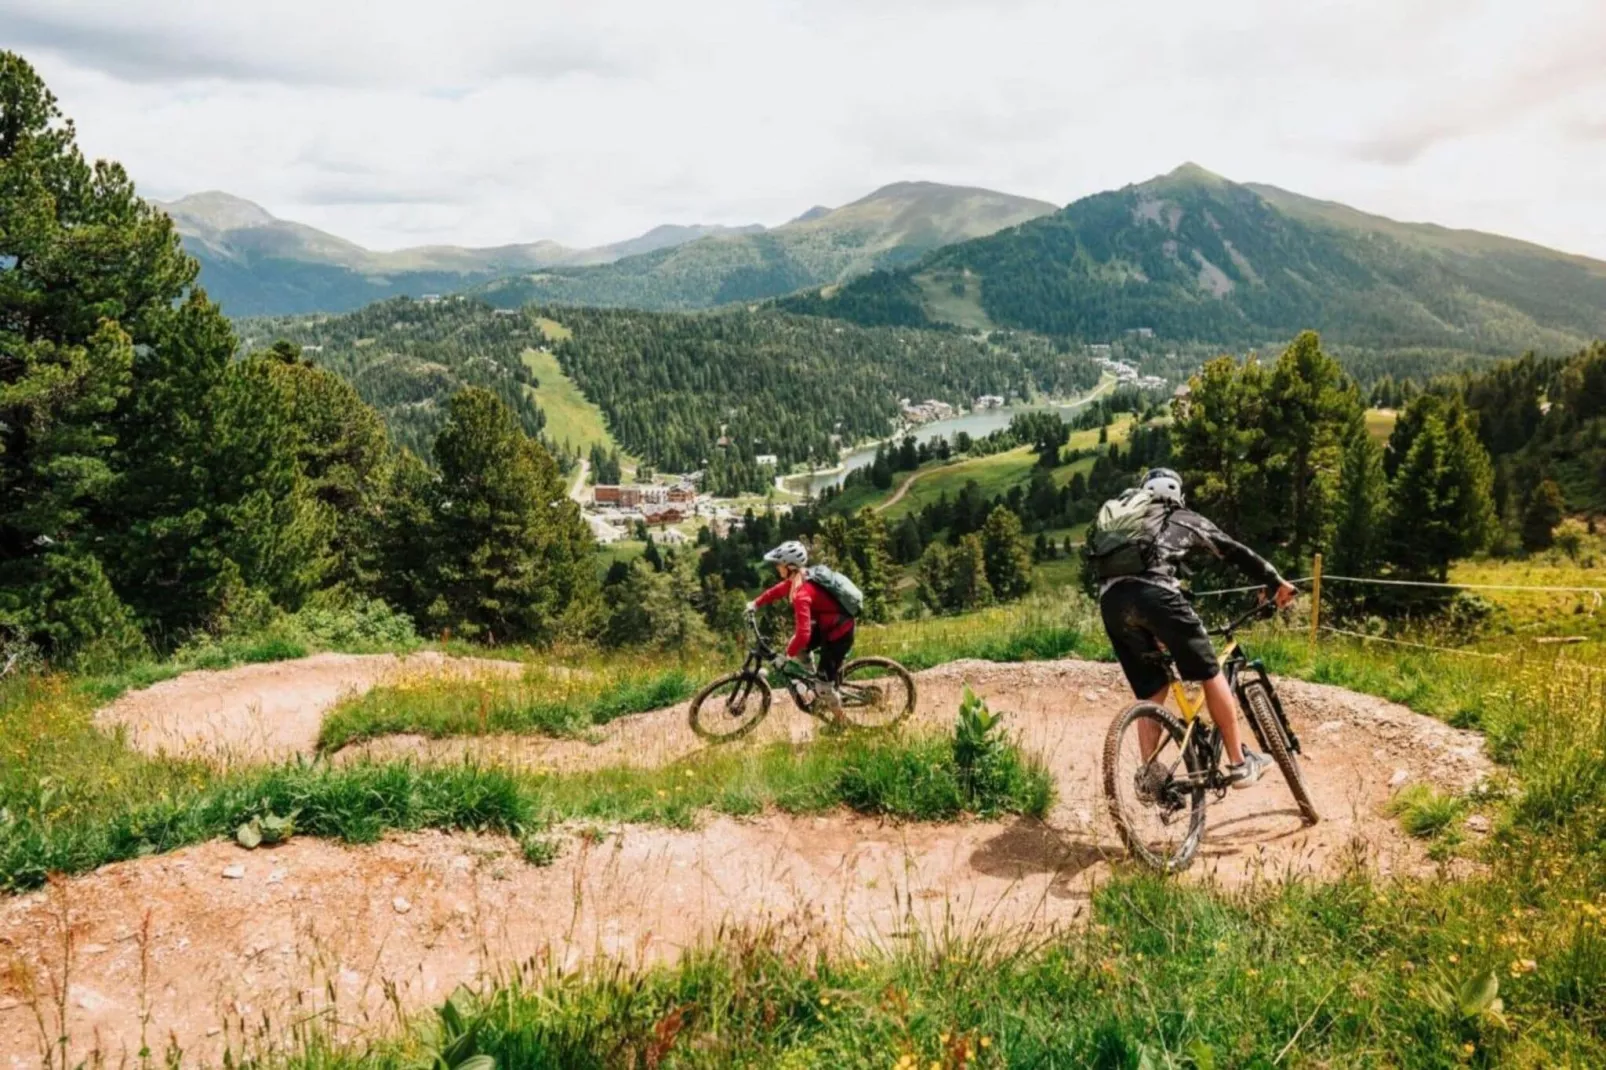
[1201,674,1248,764]
[1136,688,1169,761]
[1135,675,1246,765]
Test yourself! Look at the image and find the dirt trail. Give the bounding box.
[5,658,1489,1065]
[95,652,525,765]
[873,465,932,513]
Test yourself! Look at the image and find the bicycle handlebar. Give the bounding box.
[1210,599,1276,638]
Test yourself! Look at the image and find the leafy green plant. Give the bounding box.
[954,685,1003,803]
[236,808,299,849]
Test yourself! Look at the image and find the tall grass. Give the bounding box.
[316,667,700,750]
[289,867,1606,1068]
[0,728,1051,893]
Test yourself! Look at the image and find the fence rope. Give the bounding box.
[1321,575,1606,597]
[1315,624,1508,660]
[1195,574,1606,599]
[1192,577,1313,597]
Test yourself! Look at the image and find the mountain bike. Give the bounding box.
[688,610,917,741]
[1103,599,1319,872]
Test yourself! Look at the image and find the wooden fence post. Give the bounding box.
[1309,553,1323,652]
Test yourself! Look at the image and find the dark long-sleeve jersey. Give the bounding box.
[1100,503,1285,597]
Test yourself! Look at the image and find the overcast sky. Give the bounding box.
[8,0,1606,257]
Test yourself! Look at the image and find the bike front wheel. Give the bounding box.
[1241,681,1319,826]
[688,671,773,743]
[1103,701,1208,873]
[835,657,917,730]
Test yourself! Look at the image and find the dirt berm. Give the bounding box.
[1,656,1489,1066]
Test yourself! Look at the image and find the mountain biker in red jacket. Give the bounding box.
[748,540,853,720]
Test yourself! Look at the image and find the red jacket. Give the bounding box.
[754,577,854,657]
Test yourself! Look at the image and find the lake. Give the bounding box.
[791,391,1106,496]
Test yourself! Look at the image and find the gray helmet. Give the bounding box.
[1141,467,1184,505]
[762,540,808,568]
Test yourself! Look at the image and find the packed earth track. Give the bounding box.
[2,655,1490,1066]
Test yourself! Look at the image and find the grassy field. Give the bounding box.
[867,414,1144,521]
[1444,524,1606,657]
[1367,407,1400,443]
[522,346,626,460]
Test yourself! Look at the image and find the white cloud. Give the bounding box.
[9,0,1606,259]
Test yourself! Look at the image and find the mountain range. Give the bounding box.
[159,182,1053,317]
[474,182,1058,311]
[779,164,1606,355]
[158,192,764,316]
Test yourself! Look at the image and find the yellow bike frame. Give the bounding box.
[1161,638,1241,769]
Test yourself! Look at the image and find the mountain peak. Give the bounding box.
[789,205,833,225]
[1139,162,1233,193]
[160,191,278,230]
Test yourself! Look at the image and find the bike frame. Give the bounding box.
[739,611,845,708]
[1160,600,1295,788]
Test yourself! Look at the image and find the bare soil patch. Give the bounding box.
[11,658,1490,1064]
[94,652,526,766]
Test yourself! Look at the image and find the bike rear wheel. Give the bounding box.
[688,672,773,742]
[828,655,918,729]
[835,657,917,730]
[1241,681,1319,825]
[1103,702,1208,873]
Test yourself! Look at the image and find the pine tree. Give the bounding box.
[1384,397,1496,581]
[1331,424,1388,580]
[846,509,894,622]
[1521,479,1565,552]
[263,351,393,591]
[870,443,894,490]
[1025,465,1059,525]
[1264,332,1360,566]
[979,506,1033,601]
[945,534,995,611]
[892,514,925,564]
[915,542,951,614]
[423,388,600,642]
[1172,355,1272,545]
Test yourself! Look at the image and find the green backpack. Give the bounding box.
[1085,488,1167,580]
[805,565,864,618]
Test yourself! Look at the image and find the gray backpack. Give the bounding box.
[805,565,863,618]
[1085,489,1168,580]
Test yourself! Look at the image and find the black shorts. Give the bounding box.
[1100,580,1219,698]
[807,625,855,683]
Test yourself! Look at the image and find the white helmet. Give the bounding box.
[1141,467,1184,505]
[762,540,809,568]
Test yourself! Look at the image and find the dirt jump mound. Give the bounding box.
[2,656,1490,1065]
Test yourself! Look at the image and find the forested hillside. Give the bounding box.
[1446,340,1606,522]
[247,299,1102,493]
[545,307,1099,492]
[476,182,1057,312]
[241,300,546,461]
[783,164,1606,355]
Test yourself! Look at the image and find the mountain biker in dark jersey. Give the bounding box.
[1099,468,1296,788]
[748,540,853,720]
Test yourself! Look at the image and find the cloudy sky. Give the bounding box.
[8,0,1606,257]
